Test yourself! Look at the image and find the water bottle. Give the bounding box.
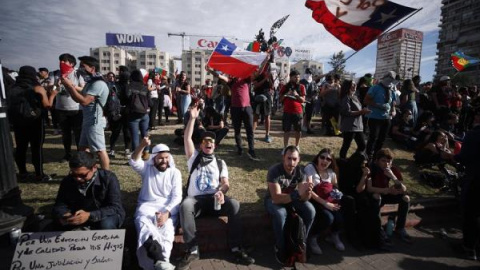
[385,216,395,237]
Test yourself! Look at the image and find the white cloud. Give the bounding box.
[0,0,441,82]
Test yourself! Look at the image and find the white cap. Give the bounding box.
[383,71,396,79]
[151,144,170,154]
[440,75,451,82]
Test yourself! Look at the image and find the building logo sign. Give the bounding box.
[106,33,155,48]
[190,37,222,50]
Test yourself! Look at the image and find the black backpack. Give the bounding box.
[283,206,307,267]
[7,84,42,124]
[100,85,122,121]
[128,82,150,114]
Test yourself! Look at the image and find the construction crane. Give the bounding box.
[167,32,241,51]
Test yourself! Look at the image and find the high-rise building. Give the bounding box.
[181,49,214,87]
[90,47,176,76]
[291,60,324,78]
[436,0,480,85]
[375,28,423,80]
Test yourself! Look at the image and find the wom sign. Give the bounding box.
[106,33,155,48]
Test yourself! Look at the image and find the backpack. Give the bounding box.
[283,206,307,267]
[100,85,122,121]
[128,83,150,114]
[7,84,42,124]
[184,152,223,198]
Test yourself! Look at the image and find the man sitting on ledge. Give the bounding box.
[52,151,125,230]
[130,137,182,270]
[177,103,254,269]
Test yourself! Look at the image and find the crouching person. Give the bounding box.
[367,148,412,244]
[129,137,182,270]
[52,151,125,230]
[178,105,254,270]
[264,145,315,264]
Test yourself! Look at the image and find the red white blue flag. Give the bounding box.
[305,0,418,51]
[208,38,268,79]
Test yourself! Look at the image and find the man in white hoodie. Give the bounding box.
[129,137,182,270]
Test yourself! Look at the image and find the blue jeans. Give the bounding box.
[180,95,191,120]
[264,198,315,250]
[128,113,149,151]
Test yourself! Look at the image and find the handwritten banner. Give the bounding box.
[10,230,125,270]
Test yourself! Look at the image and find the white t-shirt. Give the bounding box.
[187,150,228,197]
[55,70,85,111]
[304,163,334,187]
[148,79,159,99]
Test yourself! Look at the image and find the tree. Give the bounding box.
[328,51,346,75]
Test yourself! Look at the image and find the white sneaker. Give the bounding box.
[154,260,175,270]
[308,237,323,255]
[326,232,345,251]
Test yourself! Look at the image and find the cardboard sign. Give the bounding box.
[10,230,125,270]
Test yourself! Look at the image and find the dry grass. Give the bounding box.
[17,113,445,218]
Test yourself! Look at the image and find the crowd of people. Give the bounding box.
[2,53,480,268]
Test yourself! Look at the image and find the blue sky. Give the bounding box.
[0,0,441,81]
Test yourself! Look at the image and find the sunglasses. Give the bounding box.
[69,169,92,180]
[319,155,332,162]
[202,138,215,144]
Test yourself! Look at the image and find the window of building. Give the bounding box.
[141,61,145,65]
[114,53,119,57]
[115,60,119,64]
[159,56,164,60]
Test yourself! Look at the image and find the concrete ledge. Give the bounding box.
[170,197,458,253]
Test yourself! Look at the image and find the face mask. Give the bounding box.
[304,74,312,82]
[60,62,74,77]
[406,115,413,121]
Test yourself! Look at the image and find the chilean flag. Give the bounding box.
[305,0,417,51]
[208,38,268,79]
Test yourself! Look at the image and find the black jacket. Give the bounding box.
[52,169,125,225]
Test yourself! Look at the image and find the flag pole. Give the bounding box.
[344,7,424,62]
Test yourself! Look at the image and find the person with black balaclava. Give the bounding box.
[9,66,53,182]
[106,71,131,159]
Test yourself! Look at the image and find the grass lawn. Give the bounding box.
[16,113,448,218]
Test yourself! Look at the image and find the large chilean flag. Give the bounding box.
[305,0,417,51]
[208,38,268,79]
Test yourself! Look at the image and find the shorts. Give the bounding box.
[79,123,106,152]
[282,113,303,132]
[253,94,272,116]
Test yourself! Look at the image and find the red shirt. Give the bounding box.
[370,165,403,188]
[229,78,251,108]
[280,82,305,114]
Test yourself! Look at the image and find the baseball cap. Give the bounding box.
[151,144,170,154]
[290,70,300,77]
[440,76,451,82]
[201,131,216,140]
